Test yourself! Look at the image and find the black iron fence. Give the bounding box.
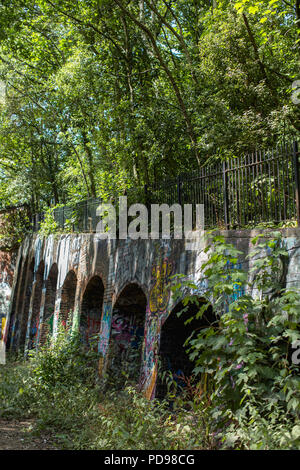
[32,197,102,233]
[149,140,300,229]
[33,140,300,233]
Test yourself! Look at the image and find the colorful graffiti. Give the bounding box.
[5,230,300,398]
[0,317,5,363]
[80,311,102,347]
[111,311,144,355]
[227,261,246,305]
[29,315,39,350]
[98,303,112,374]
[0,252,16,350]
[143,258,174,399]
[141,309,161,399]
[99,303,112,357]
[149,259,173,314]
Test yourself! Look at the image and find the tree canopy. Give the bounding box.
[0,0,299,211]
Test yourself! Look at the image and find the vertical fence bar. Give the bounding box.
[84,201,88,232]
[144,184,149,211]
[28,140,299,232]
[293,141,300,226]
[222,161,229,229]
[177,175,182,205]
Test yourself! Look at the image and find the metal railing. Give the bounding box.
[32,140,300,233]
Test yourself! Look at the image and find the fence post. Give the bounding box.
[177,175,182,205]
[144,184,149,210]
[222,161,230,230]
[84,201,88,232]
[293,141,300,227]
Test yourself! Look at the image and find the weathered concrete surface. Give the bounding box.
[3,229,300,397]
[0,251,17,363]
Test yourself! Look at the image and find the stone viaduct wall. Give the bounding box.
[3,229,300,397]
[0,251,17,362]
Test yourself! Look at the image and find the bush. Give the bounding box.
[0,326,215,450]
[172,231,300,449]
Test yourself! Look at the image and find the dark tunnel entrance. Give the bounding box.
[60,270,77,329]
[28,261,45,350]
[6,256,23,350]
[80,276,104,348]
[19,258,35,351]
[156,298,216,399]
[40,263,58,346]
[108,283,147,386]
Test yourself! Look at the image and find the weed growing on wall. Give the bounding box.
[0,208,31,250]
[38,205,78,236]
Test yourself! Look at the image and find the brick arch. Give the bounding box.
[80,275,104,347]
[18,257,35,351]
[28,260,45,350]
[108,282,147,385]
[80,271,107,301]
[60,270,77,328]
[112,280,148,309]
[156,296,215,398]
[39,263,58,345]
[6,255,23,350]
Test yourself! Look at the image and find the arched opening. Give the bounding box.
[6,256,23,350]
[13,256,29,349]
[108,283,147,385]
[80,276,104,347]
[19,258,35,351]
[156,298,216,399]
[28,261,45,350]
[40,263,58,346]
[60,270,77,328]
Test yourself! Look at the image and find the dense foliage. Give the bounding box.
[0,0,299,212]
[1,233,299,449]
[172,232,300,449]
[0,328,216,450]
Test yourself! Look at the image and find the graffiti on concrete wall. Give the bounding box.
[99,303,112,356]
[142,258,174,399]
[0,252,16,350]
[0,314,5,341]
[98,302,112,374]
[29,314,39,350]
[226,261,246,305]
[80,310,102,347]
[5,231,300,396]
[149,260,173,315]
[111,311,144,355]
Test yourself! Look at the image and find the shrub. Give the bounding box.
[172,231,300,449]
[0,326,215,450]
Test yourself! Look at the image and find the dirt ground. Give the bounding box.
[0,419,58,450]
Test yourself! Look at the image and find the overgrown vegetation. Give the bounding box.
[0,206,31,250]
[0,0,299,213]
[0,327,216,450]
[171,232,300,449]
[1,233,299,450]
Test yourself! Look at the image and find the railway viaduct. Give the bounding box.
[1,228,300,398]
